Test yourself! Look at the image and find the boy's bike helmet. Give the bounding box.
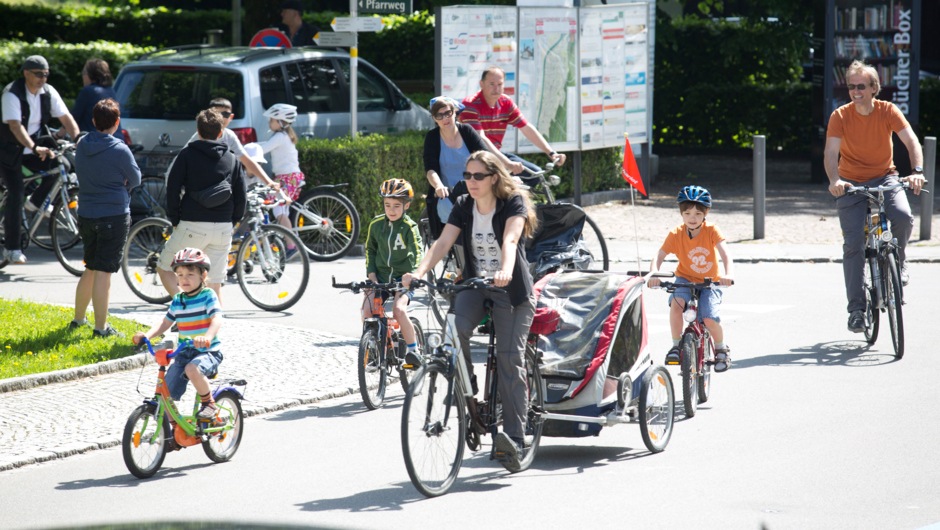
[677,185,712,208]
[380,178,414,199]
[263,103,298,124]
[171,248,211,272]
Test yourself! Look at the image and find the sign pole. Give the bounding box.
[232,0,241,46]
[350,0,358,139]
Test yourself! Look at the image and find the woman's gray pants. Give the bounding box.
[453,289,535,441]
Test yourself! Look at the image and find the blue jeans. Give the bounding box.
[502,152,542,187]
[667,277,723,323]
[165,347,223,400]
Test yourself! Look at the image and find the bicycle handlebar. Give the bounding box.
[653,278,734,292]
[331,276,408,294]
[847,179,930,197]
[138,337,193,359]
[410,276,508,295]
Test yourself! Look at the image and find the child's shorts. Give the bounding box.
[667,277,723,323]
[165,347,223,400]
[272,172,305,218]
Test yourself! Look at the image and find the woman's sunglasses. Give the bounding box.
[462,171,493,181]
[433,109,454,121]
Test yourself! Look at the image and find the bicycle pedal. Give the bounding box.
[665,360,679,366]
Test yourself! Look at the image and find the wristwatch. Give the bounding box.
[913,166,923,174]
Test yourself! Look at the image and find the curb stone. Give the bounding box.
[0,353,153,394]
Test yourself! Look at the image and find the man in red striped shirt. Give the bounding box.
[461,66,566,181]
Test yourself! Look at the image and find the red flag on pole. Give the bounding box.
[621,136,646,196]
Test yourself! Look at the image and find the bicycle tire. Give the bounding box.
[358,328,386,410]
[402,364,466,498]
[50,188,84,277]
[885,253,904,359]
[639,365,674,453]
[864,286,880,345]
[502,346,544,473]
[697,333,712,404]
[202,390,244,463]
[680,332,697,417]
[123,217,173,304]
[130,176,168,222]
[398,317,426,392]
[292,189,360,261]
[122,403,170,479]
[582,214,610,271]
[236,224,310,311]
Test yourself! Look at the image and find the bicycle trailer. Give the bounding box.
[525,203,594,280]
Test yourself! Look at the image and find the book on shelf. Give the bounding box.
[833,63,897,87]
[834,2,900,31]
[833,35,895,60]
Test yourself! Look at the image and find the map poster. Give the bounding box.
[517,7,579,154]
[438,7,519,150]
[579,3,649,149]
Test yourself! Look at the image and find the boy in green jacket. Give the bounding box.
[364,179,424,361]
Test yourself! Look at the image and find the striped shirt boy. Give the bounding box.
[165,288,223,351]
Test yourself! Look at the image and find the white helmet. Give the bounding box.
[263,103,298,124]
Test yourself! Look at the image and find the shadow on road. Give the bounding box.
[734,340,897,368]
[263,395,404,422]
[295,475,509,512]
[55,462,214,490]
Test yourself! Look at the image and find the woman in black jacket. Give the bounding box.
[423,96,522,238]
[404,150,538,470]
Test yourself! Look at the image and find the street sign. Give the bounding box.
[331,17,385,32]
[248,28,292,48]
[313,32,357,47]
[357,0,412,16]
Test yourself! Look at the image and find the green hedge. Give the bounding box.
[0,4,231,49]
[296,131,624,226]
[0,39,154,102]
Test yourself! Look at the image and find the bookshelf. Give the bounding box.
[811,0,922,182]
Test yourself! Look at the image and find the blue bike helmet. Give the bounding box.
[677,185,712,208]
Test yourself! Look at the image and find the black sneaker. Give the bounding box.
[403,349,423,369]
[68,319,90,330]
[847,310,865,333]
[494,432,524,472]
[665,346,680,365]
[92,325,124,338]
[197,402,219,420]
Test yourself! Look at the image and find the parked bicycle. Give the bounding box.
[122,337,245,479]
[401,278,544,498]
[0,140,81,272]
[654,278,731,417]
[331,277,427,410]
[288,184,360,261]
[846,180,920,358]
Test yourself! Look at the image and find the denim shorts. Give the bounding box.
[165,347,223,400]
[667,277,723,323]
[79,214,131,273]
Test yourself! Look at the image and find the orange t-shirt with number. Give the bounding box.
[826,100,911,183]
[661,222,725,284]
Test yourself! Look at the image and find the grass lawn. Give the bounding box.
[0,298,147,380]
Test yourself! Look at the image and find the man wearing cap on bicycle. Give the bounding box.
[461,66,566,184]
[824,59,925,333]
[1,55,80,264]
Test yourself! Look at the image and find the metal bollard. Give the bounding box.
[921,137,936,241]
[753,135,766,240]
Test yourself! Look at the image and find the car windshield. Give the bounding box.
[114,68,244,120]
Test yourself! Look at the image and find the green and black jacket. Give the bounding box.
[365,213,424,283]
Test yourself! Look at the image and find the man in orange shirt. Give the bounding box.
[825,60,925,333]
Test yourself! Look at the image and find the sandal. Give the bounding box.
[714,346,731,373]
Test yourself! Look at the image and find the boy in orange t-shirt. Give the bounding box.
[649,185,735,372]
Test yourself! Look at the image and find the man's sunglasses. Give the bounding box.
[28,70,49,78]
[846,83,869,91]
[219,111,233,118]
[432,109,454,121]
[462,171,493,181]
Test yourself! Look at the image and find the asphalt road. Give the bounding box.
[1,260,939,529]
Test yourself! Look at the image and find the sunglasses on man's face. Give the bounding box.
[433,109,454,121]
[28,70,49,78]
[219,111,233,118]
[846,83,869,91]
[462,171,493,181]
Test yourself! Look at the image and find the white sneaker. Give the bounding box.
[24,201,52,218]
[3,249,26,264]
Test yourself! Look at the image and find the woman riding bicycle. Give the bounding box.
[422,96,522,239]
[404,150,538,469]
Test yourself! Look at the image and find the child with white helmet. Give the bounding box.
[255,103,304,255]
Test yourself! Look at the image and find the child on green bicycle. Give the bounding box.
[364,179,424,365]
[132,248,224,420]
[648,185,735,372]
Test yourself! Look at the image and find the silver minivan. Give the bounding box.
[112,46,434,176]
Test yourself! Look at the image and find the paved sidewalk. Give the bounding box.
[0,314,364,472]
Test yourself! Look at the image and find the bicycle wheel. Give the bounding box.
[358,328,386,410]
[122,404,170,479]
[398,317,426,392]
[292,189,360,261]
[130,176,168,221]
[50,188,84,277]
[639,365,674,453]
[581,215,610,271]
[402,364,466,498]
[507,346,544,473]
[202,390,244,463]
[236,224,310,311]
[864,285,880,345]
[123,217,172,304]
[885,254,904,359]
[680,332,698,418]
[697,335,712,404]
